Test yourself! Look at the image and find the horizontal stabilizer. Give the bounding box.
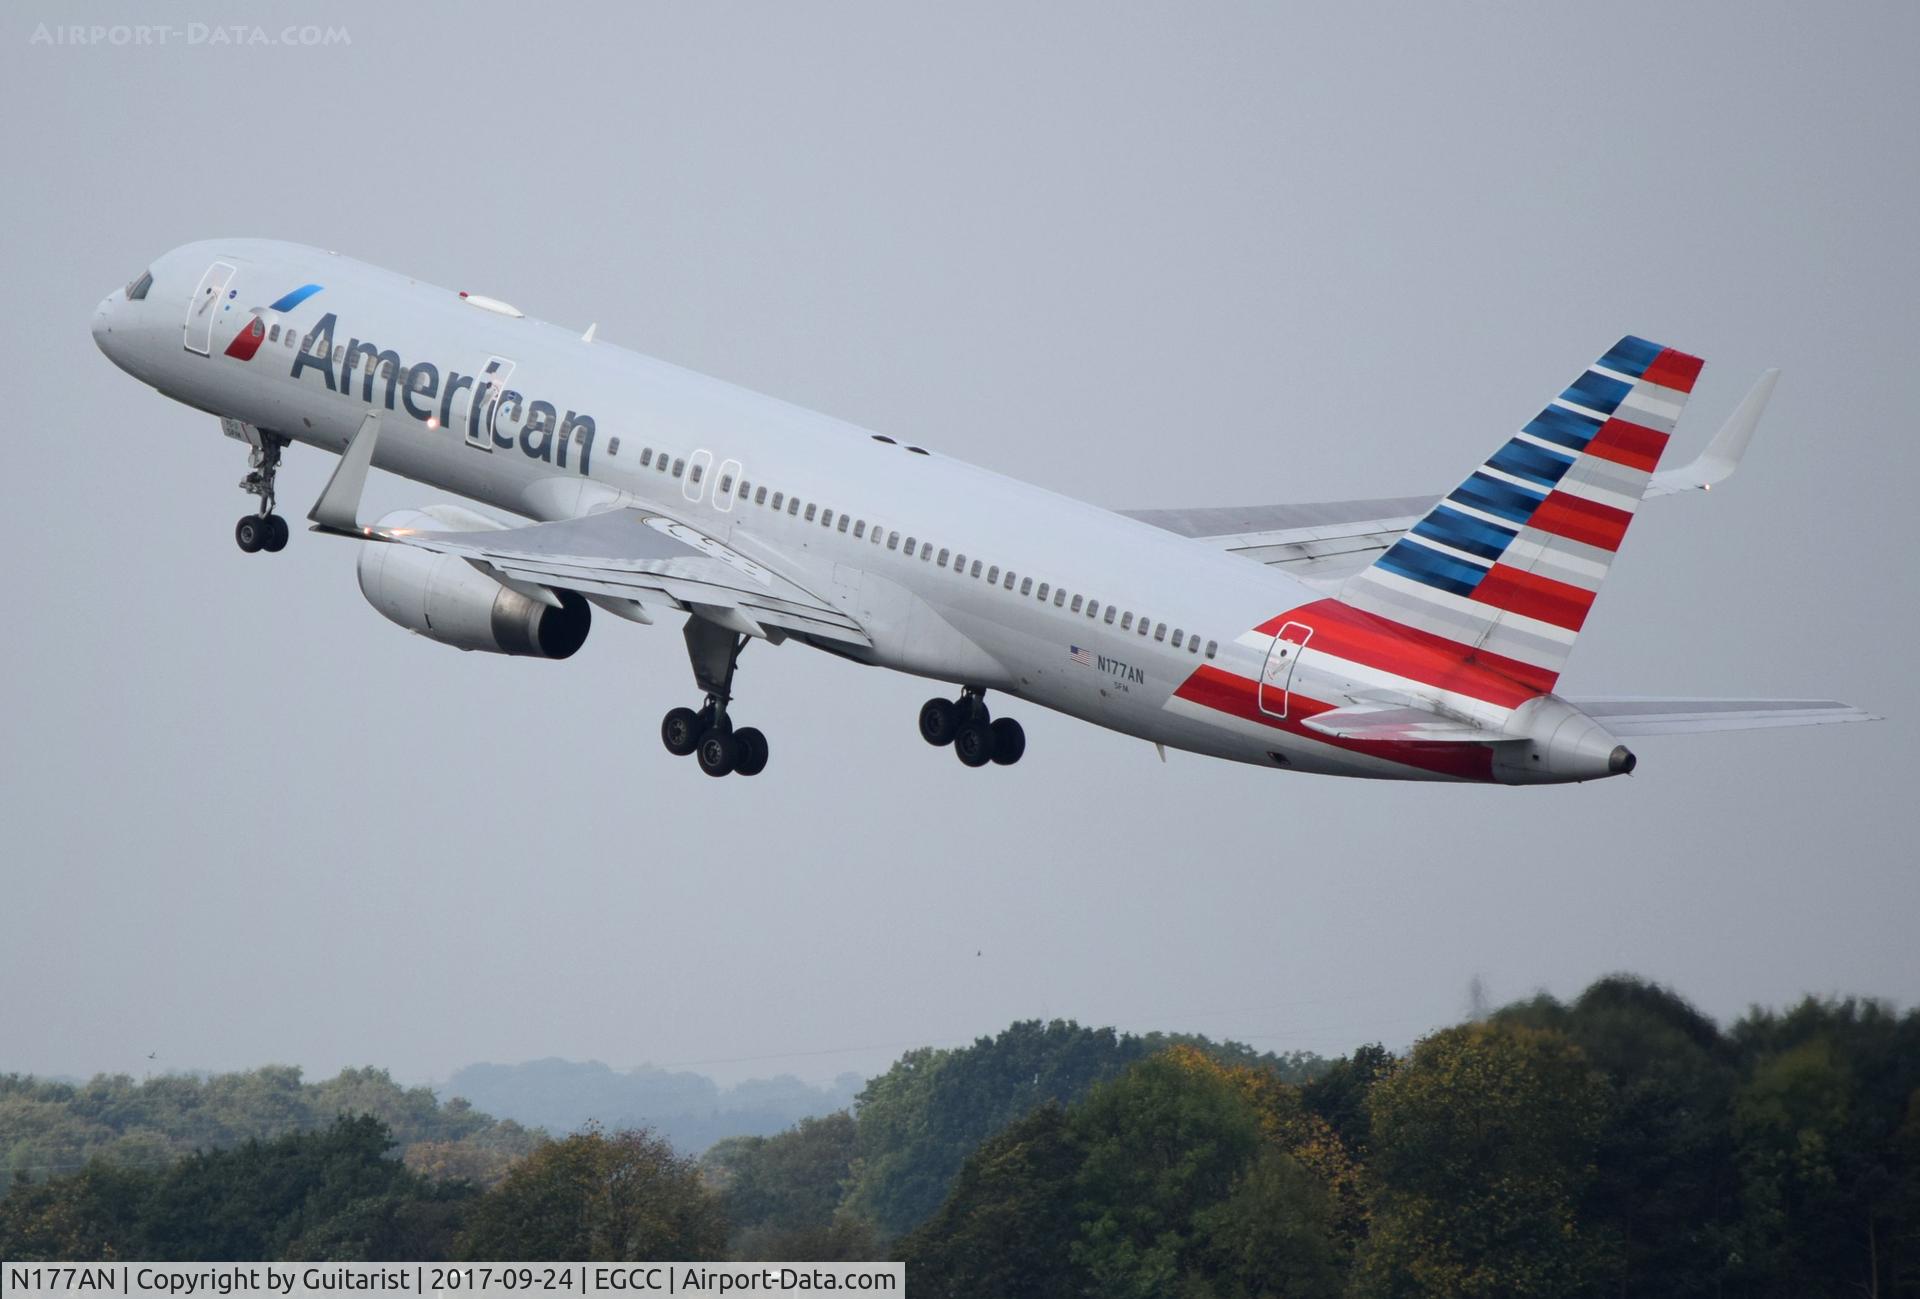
[1302,704,1506,744]
[1564,697,1879,736]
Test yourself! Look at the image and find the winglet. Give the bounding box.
[308,413,381,534]
[1647,368,1777,497]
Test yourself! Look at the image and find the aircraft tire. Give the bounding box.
[235,515,265,553]
[733,727,768,777]
[262,515,289,553]
[661,707,702,756]
[696,729,737,777]
[989,717,1025,765]
[954,719,994,768]
[919,698,959,746]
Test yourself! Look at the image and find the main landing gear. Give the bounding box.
[919,688,1025,768]
[660,615,769,778]
[234,427,291,554]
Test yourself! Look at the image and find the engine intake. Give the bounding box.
[356,507,590,659]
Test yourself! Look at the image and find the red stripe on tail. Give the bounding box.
[1583,417,1670,472]
[1529,491,1632,551]
[1472,564,1596,632]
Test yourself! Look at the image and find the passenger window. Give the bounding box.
[268,324,280,342]
[953,553,965,571]
[824,510,836,527]
[719,473,732,492]
[770,492,783,509]
[334,345,344,363]
[640,449,652,467]
[904,538,916,556]
[1004,572,1015,590]
[1172,630,1184,648]
[690,462,703,483]
[1086,601,1098,618]
[938,548,950,567]
[1154,623,1167,641]
[1104,607,1116,625]
[1037,583,1049,601]
[1139,619,1150,636]
[1122,612,1133,630]
[987,566,999,584]
[887,531,900,550]
[1020,578,1032,596]
[971,560,982,578]
[608,437,622,456]
[922,545,933,561]
[756,487,768,505]
[672,458,686,478]
[805,504,817,522]
[854,521,865,538]
[1071,595,1084,613]
[1054,590,1066,607]
[1190,638,1200,654]
[838,516,850,533]
[1205,639,1218,658]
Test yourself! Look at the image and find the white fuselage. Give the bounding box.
[91,238,1493,779]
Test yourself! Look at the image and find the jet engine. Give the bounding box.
[356,506,590,659]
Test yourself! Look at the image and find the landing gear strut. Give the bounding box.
[234,426,291,554]
[919,688,1025,767]
[660,615,769,777]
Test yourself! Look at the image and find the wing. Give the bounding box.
[1128,370,1778,579]
[1118,496,1436,585]
[1563,697,1880,736]
[372,507,871,647]
[308,412,868,646]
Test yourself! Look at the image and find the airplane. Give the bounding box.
[90,239,1875,783]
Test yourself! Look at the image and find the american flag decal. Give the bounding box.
[1069,645,1093,667]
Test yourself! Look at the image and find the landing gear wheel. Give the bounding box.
[989,717,1026,766]
[235,515,266,553]
[696,729,738,777]
[261,514,289,553]
[733,727,769,777]
[918,698,959,747]
[661,707,702,756]
[954,719,995,768]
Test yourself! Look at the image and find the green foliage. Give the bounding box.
[702,1112,877,1260]
[1353,1021,1609,1298]
[0,1067,542,1195]
[0,1116,470,1261]
[456,1127,726,1262]
[843,1018,1322,1239]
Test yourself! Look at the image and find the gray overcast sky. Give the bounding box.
[3,2,1913,1091]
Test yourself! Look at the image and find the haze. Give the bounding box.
[2,2,1912,1091]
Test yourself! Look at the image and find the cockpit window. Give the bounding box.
[126,270,153,301]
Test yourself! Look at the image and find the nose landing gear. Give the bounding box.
[919,688,1025,767]
[230,420,291,554]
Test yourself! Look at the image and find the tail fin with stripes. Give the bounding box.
[1340,336,1702,691]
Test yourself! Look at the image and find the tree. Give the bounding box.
[1354,1022,1608,1298]
[457,1127,725,1261]
[702,1112,876,1260]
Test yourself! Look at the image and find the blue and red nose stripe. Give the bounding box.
[267,283,324,312]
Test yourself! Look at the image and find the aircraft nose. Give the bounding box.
[91,291,118,354]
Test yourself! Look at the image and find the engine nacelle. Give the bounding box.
[356,507,590,659]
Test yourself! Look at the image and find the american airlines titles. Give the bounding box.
[289,312,596,475]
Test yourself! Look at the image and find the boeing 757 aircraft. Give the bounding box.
[91,239,1874,781]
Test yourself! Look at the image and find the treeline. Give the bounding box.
[444,1059,862,1153]
[0,1066,542,1195]
[5,982,1918,1297]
